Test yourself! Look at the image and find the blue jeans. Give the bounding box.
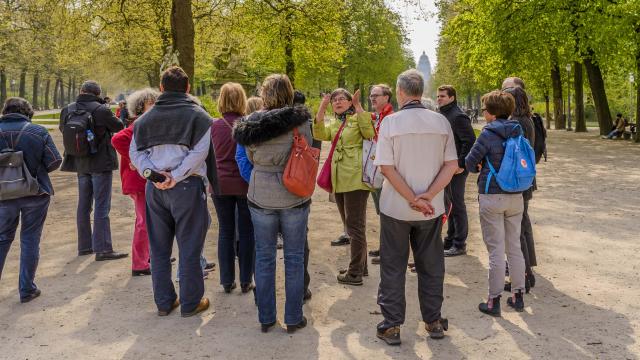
[213,195,255,286]
[0,195,51,299]
[77,172,113,254]
[250,204,309,325]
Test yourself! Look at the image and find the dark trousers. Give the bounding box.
[0,195,50,299]
[377,213,444,329]
[304,237,310,291]
[335,190,369,277]
[77,172,113,254]
[146,178,209,313]
[444,171,469,248]
[212,195,254,285]
[520,198,537,270]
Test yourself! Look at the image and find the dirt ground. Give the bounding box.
[0,129,639,360]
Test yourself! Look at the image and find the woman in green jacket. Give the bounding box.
[314,88,375,286]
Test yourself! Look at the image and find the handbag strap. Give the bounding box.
[328,120,347,155]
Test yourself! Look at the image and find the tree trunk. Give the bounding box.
[53,78,59,108]
[635,51,640,143]
[170,0,195,89]
[44,78,50,109]
[283,15,295,88]
[72,77,77,99]
[32,71,40,109]
[67,76,72,103]
[338,66,346,88]
[544,92,551,129]
[551,58,565,130]
[200,80,206,97]
[19,68,27,98]
[574,62,586,132]
[59,78,65,107]
[583,55,612,135]
[0,67,6,104]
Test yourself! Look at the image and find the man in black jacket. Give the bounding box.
[60,80,127,261]
[437,85,476,256]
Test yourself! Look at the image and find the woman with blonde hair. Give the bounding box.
[111,88,160,276]
[233,74,312,334]
[211,83,255,294]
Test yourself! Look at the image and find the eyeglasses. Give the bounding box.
[369,94,383,99]
[332,97,349,103]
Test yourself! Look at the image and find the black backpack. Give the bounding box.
[62,103,99,156]
[532,113,547,163]
[0,123,40,200]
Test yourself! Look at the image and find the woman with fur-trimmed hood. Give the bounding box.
[233,74,312,334]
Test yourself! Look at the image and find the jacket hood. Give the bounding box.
[233,105,311,146]
[0,113,31,123]
[485,118,522,139]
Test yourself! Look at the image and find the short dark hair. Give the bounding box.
[80,80,101,96]
[161,66,189,92]
[293,90,306,105]
[437,85,456,99]
[481,90,515,119]
[617,113,623,117]
[2,97,34,118]
[330,88,352,102]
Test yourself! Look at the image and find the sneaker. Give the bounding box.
[425,318,448,339]
[368,249,380,257]
[337,273,363,286]
[331,233,351,246]
[371,256,380,265]
[339,268,368,277]
[443,238,453,251]
[507,291,525,312]
[478,295,501,317]
[376,326,401,346]
[444,245,466,257]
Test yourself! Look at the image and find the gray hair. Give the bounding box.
[2,97,34,118]
[420,97,436,111]
[80,80,101,96]
[396,69,424,97]
[126,88,160,117]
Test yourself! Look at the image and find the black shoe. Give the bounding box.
[261,321,276,333]
[425,318,448,339]
[368,249,380,257]
[170,257,176,263]
[337,273,363,286]
[331,234,350,246]
[95,251,128,261]
[505,279,531,294]
[371,256,380,265]
[479,296,501,316]
[286,316,307,334]
[78,249,93,256]
[377,326,401,346]
[20,289,41,303]
[443,238,453,251]
[527,272,536,288]
[132,269,151,276]
[507,291,525,312]
[204,262,216,271]
[241,283,254,293]
[444,245,466,257]
[303,288,312,302]
[223,282,237,293]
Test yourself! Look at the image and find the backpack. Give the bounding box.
[62,103,99,156]
[0,123,40,200]
[283,127,320,197]
[532,113,547,163]
[485,124,536,194]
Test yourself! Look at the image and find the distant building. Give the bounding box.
[417,51,432,89]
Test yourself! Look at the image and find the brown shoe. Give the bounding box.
[425,318,448,339]
[337,273,363,286]
[157,299,179,316]
[376,326,401,346]
[371,256,380,265]
[181,298,210,317]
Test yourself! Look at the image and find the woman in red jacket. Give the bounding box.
[111,88,160,276]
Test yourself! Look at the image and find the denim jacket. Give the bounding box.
[0,114,62,195]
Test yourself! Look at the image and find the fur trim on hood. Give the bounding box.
[233,105,311,146]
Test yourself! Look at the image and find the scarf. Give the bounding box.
[335,106,355,123]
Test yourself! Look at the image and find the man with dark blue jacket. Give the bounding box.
[0,97,61,303]
[60,81,127,261]
[437,85,476,256]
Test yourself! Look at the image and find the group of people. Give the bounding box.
[0,64,546,345]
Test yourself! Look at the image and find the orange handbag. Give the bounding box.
[283,128,320,197]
